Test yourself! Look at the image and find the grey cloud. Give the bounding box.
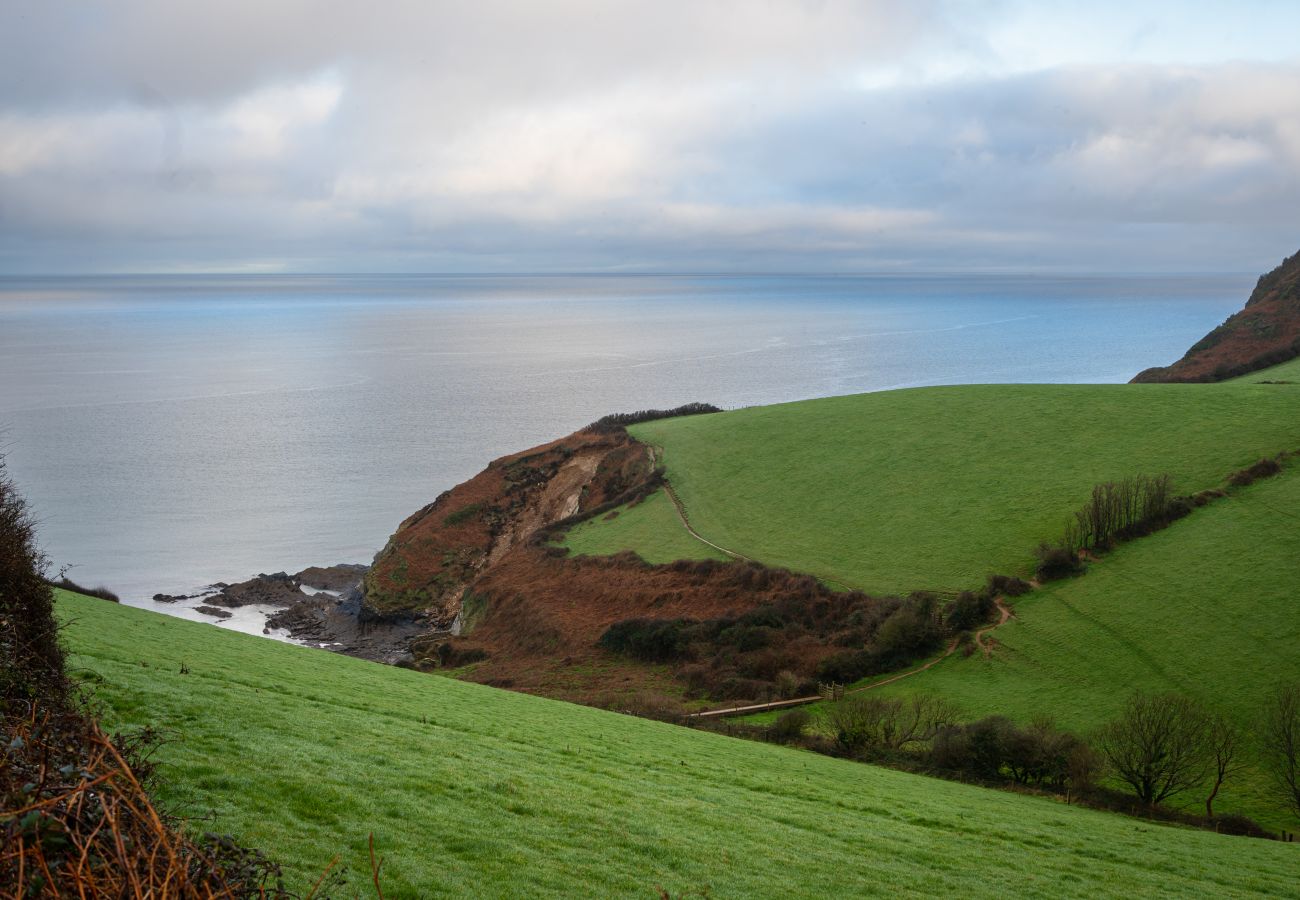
[2,3,1298,274]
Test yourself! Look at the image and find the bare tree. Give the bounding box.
[1096,691,1210,808]
[1260,683,1300,820]
[1203,712,1246,818]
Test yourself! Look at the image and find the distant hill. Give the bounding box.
[1133,248,1300,382]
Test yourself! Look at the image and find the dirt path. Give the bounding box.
[692,597,1016,720]
[647,445,753,563]
[975,596,1015,657]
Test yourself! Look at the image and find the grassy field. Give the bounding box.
[765,462,1300,828]
[563,488,725,564]
[566,382,1300,594]
[57,590,1299,897]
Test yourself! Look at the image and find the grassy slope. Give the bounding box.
[1230,354,1300,382]
[570,383,1300,594]
[58,591,1298,898]
[563,488,725,564]
[864,463,1300,828]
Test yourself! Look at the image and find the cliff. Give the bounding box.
[1132,248,1300,383]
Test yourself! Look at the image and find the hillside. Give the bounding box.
[1133,248,1300,383]
[572,382,1300,593]
[57,590,1300,897]
[793,458,1300,828]
[316,377,1300,709]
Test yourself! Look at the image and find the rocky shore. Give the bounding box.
[159,562,429,665]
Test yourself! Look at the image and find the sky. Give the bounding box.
[2,0,1299,275]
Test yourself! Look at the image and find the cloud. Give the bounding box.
[1,3,1298,273]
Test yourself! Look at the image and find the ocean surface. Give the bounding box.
[0,273,1249,631]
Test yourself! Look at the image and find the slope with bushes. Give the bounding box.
[57,590,1300,897]
[862,459,1300,828]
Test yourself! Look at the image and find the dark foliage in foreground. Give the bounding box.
[1,452,350,897]
[0,458,67,710]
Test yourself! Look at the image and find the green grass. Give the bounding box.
[569,382,1300,594]
[563,489,725,564]
[1230,354,1300,382]
[57,591,1299,898]
[854,462,1300,828]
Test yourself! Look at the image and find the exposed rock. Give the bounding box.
[195,605,233,619]
[205,571,302,608]
[1133,248,1300,382]
[294,563,368,592]
[362,427,659,622]
[264,587,432,663]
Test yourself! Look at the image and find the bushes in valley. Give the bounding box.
[825,693,959,756]
[930,715,1100,795]
[595,567,949,703]
[585,403,721,435]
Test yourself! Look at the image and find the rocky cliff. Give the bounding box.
[1132,248,1300,383]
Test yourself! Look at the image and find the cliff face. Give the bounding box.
[1132,249,1300,383]
[362,429,656,622]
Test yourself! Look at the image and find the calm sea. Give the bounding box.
[0,273,1248,624]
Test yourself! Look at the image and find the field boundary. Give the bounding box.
[691,597,1016,720]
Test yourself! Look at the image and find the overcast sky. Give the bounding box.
[2,1,1299,274]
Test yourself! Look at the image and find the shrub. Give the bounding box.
[599,618,694,662]
[1,456,67,710]
[769,708,811,743]
[49,577,120,603]
[987,573,1033,597]
[443,501,487,527]
[585,403,721,434]
[824,693,958,755]
[1228,457,1283,487]
[945,590,994,633]
[1034,542,1083,582]
[873,593,941,660]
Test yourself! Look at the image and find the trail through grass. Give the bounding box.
[58,592,1299,898]
[563,488,725,564]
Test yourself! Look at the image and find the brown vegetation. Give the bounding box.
[1,455,325,897]
[1132,248,1300,382]
[363,428,656,619]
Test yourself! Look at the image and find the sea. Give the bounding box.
[0,273,1249,634]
